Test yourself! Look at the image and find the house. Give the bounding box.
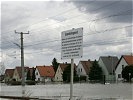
[54,63,76,82]
[0,75,4,82]
[12,66,29,81]
[76,60,93,80]
[115,55,133,81]
[35,65,55,83]
[4,69,14,83]
[98,56,119,83]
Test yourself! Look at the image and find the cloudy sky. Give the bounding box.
[1,0,133,69]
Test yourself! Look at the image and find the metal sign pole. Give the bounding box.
[61,27,83,100]
[70,58,74,100]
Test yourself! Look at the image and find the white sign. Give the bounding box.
[61,28,83,59]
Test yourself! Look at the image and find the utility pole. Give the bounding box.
[70,58,74,100]
[15,30,29,96]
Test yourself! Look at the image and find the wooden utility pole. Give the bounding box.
[15,30,29,96]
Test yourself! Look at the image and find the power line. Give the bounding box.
[1,7,75,34]
[5,35,131,57]
[22,24,132,48]
[2,12,131,46]
[20,11,132,46]
[2,6,132,47]
[25,9,132,37]
[26,0,122,33]
[2,24,132,50]
[2,0,121,36]
[2,16,132,48]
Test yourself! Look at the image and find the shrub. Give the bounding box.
[10,81,21,85]
[80,76,87,82]
[74,76,79,82]
[26,80,36,85]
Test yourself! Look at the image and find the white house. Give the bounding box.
[35,66,55,83]
[115,55,133,81]
[98,56,119,83]
[54,63,76,82]
[54,63,68,82]
[12,66,29,81]
[4,69,14,83]
[77,60,93,79]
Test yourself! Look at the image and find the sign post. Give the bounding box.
[70,58,74,100]
[61,27,83,100]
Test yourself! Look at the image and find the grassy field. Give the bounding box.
[0,83,132,100]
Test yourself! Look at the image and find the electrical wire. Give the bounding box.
[4,35,131,57]
[2,0,121,37]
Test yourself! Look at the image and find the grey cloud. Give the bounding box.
[51,16,67,22]
[1,1,132,67]
[71,0,132,23]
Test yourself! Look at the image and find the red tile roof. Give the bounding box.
[115,55,133,70]
[123,55,133,65]
[15,66,29,78]
[5,69,14,78]
[80,60,92,74]
[59,63,76,72]
[36,66,55,77]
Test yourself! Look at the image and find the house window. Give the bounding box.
[36,72,38,75]
[122,65,124,70]
[118,74,121,78]
[81,68,82,72]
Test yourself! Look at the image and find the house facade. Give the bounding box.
[77,60,93,80]
[12,66,29,81]
[4,69,14,83]
[115,55,133,81]
[54,63,68,82]
[54,63,76,82]
[35,66,55,83]
[98,56,119,83]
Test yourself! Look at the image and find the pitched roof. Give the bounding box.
[59,63,76,72]
[36,66,55,77]
[100,56,119,74]
[123,55,133,65]
[5,69,14,78]
[15,66,29,78]
[80,60,93,74]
